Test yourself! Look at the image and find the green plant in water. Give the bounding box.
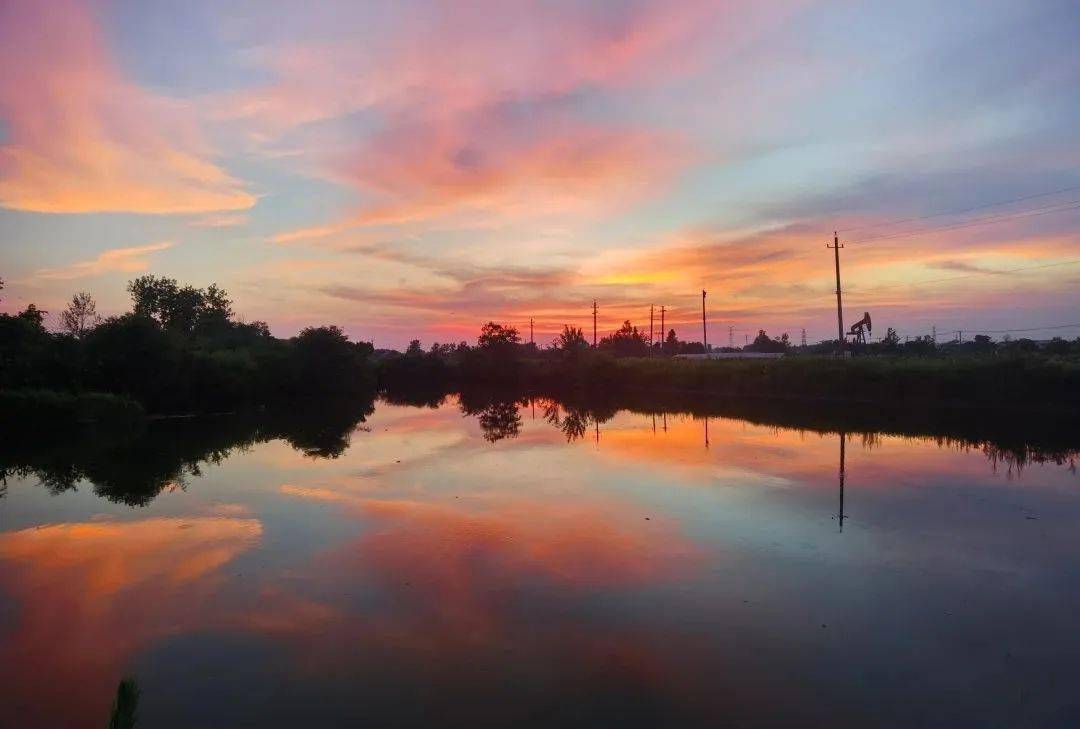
[108,677,140,729]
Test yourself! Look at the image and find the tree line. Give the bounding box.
[4,273,1078,418]
[0,276,375,414]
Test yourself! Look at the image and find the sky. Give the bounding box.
[1,0,1078,348]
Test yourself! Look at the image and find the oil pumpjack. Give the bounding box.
[847,311,872,348]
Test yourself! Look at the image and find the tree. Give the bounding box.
[16,304,47,330]
[663,329,678,354]
[1044,337,1077,355]
[971,334,994,353]
[556,325,588,353]
[746,330,788,353]
[128,275,178,324]
[60,292,100,338]
[902,335,936,356]
[126,276,235,334]
[599,320,650,356]
[478,322,520,350]
[293,326,369,394]
[82,314,179,407]
[203,284,233,321]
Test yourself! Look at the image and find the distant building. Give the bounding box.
[675,352,785,360]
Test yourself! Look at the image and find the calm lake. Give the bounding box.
[2,394,1078,728]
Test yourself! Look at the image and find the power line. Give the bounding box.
[957,322,1080,334]
[838,180,1080,234]
[846,199,1080,245]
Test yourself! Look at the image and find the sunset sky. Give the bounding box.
[1,0,1078,348]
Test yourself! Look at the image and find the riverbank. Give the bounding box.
[0,389,145,428]
[507,353,1080,410]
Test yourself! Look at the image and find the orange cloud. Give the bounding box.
[33,241,173,280]
[190,213,250,228]
[0,516,261,725]
[0,0,254,214]
[226,483,730,724]
[275,491,701,595]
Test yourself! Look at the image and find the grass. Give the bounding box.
[0,389,145,426]
[518,353,1080,410]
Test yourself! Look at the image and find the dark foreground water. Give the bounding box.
[1,394,1078,728]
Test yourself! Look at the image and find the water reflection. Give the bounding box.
[0,396,374,506]
[1,391,1079,727]
[462,389,1080,475]
[0,517,261,725]
[838,432,846,532]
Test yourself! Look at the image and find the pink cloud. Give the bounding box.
[33,241,173,281]
[235,1,807,240]
[0,0,255,214]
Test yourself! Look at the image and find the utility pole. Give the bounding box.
[932,324,937,343]
[801,328,807,348]
[956,330,963,344]
[728,325,734,349]
[650,305,654,345]
[828,232,845,356]
[701,289,708,352]
[744,333,749,346]
[660,306,665,349]
[592,300,598,347]
[530,317,534,346]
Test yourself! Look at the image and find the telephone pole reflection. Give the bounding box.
[838,431,846,533]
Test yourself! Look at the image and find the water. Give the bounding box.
[1,394,1078,728]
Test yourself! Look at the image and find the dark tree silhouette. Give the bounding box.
[476,401,522,442]
[478,322,521,350]
[746,330,789,353]
[59,291,100,338]
[556,325,588,353]
[599,320,650,356]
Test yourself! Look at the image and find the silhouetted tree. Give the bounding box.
[127,276,234,334]
[82,314,180,408]
[475,322,522,373]
[478,322,521,350]
[293,325,372,394]
[1044,337,1079,355]
[59,291,100,338]
[663,328,678,354]
[746,330,788,353]
[556,325,588,354]
[1003,337,1038,353]
[561,326,587,352]
[599,320,650,356]
[902,335,936,356]
[16,303,47,329]
[971,334,994,353]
